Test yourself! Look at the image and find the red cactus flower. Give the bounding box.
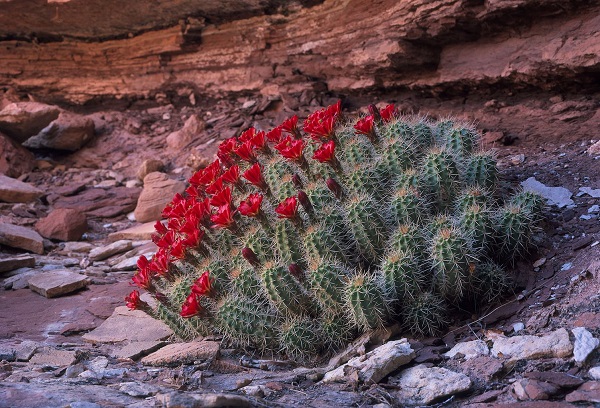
[217,137,238,166]
[189,160,221,187]
[221,165,240,185]
[234,140,257,163]
[250,131,268,150]
[154,220,168,236]
[380,104,396,122]
[156,230,176,249]
[275,196,299,219]
[206,177,224,195]
[180,293,202,318]
[238,193,263,217]
[125,290,141,310]
[275,136,306,162]
[312,140,336,163]
[150,249,170,276]
[191,270,213,296]
[170,240,186,259]
[354,115,374,135]
[238,127,256,143]
[266,126,283,143]
[303,100,342,140]
[325,100,342,118]
[181,227,203,248]
[210,205,236,229]
[209,186,232,208]
[132,264,153,290]
[243,163,268,191]
[281,115,299,134]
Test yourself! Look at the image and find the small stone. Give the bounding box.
[29,347,78,367]
[322,338,415,384]
[112,341,167,360]
[513,378,560,400]
[521,177,573,208]
[65,363,86,378]
[239,385,266,398]
[134,172,186,223]
[0,223,44,253]
[0,255,35,274]
[136,159,164,181]
[235,378,252,389]
[27,270,89,298]
[141,341,220,367]
[108,221,159,242]
[392,364,472,405]
[35,208,87,241]
[561,262,573,271]
[155,392,253,408]
[579,187,600,198]
[587,140,600,155]
[565,381,600,403]
[0,132,35,178]
[61,241,93,254]
[533,258,546,268]
[94,180,119,189]
[509,154,525,165]
[490,328,573,363]
[0,174,44,203]
[83,306,173,344]
[119,381,159,397]
[588,367,600,380]
[89,240,133,261]
[588,205,600,213]
[513,322,525,333]
[88,356,109,373]
[572,327,600,363]
[444,340,489,360]
[524,371,584,388]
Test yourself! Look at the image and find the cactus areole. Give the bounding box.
[126,101,543,359]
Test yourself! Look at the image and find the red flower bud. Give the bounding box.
[297,190,313,214]
[292,174,303,190]
[326,178,343,200]
[242,247,260,267]
[288,263,304,281]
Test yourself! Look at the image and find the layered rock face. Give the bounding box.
[0,0,598,104]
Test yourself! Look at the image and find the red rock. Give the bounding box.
[23,112,94,151]
[136,159,164,181]
[0,102,60,143]
[53,186,141,218]
[574,312,600,329]
[0,132,34,177]
[524,371,584,389]
[0,174,44,203]
[35,208,87,241]
[513,378,560,401]
[0,222,44,254]
[134,172,186,223]
[565,381,600,403]
[166,114,205,150]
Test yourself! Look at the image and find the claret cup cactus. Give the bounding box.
[125,101,543,359]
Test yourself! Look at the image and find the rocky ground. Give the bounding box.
[0,89,599,408]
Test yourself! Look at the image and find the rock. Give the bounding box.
[524,371,584,389]
[35,208,87,241]
[136,159,164,181]
[589,367,600,381]
[141,341,220,367]
[0,174,44,203]
[0,340,38,361]
[0,255,35,274]
[574,312,600,329]
[53,186,141,218]
[112,256,144,271]
[513,378,560,401]
[112,341,166,360]
[565,381,600,403]
[579,187,600,198]
[0,132,35,177]
[239,385,267,398]
[444,340,489,360]
[0,223,44,254]
[23,112,95,151]
[572,327,599,363]
[391,364,472,406]
[322,338,415,384]
[155,391,253,408]
[588,140,600,155]
[108,221,161,242]
[134,172,186,223]
[118,381,160,398]
[27,269,89,298]
[83,306,173,344]
[29,347,78,367]
[89,240,133,261]
[3,268,39,290]
[521,177,573,208]
[60,241,93,254]
[0,102,60,143]
[166,114,205,150]
[490,328,573,363]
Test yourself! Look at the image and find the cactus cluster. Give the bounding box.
[125,101,543,359]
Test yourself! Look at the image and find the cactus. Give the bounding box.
[128,102,544,358]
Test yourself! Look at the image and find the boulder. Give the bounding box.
[0,132,35,177]
[0,223,44,254]
[166,114,205,150]
[134,172,186,223]
[23,112,95,151]
[35,208,87,241]
[0,102,60,143]
[392,364,472,405]
[0,174,43,203]
[490,328,573,363]
[136,159,164,181]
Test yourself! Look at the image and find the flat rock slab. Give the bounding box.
[156,392,253,408]
[0,222,44,254]
[322,338,415,384]
[89,240,132,261]
[83,306,173,344]
[112,340,166,360]
[0,340,38,361]
[0,174,44,203]
[444,339,489,360]
[490,328,573,363]
[108,221,158,242]
[391,364,472,405]
[28,270,89,298]
[0,255,35,274]
[141,341,220,366]
[29,347,78,366]
[566,381,600,403]
[521,177,574,208]
[572,327,599,363]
